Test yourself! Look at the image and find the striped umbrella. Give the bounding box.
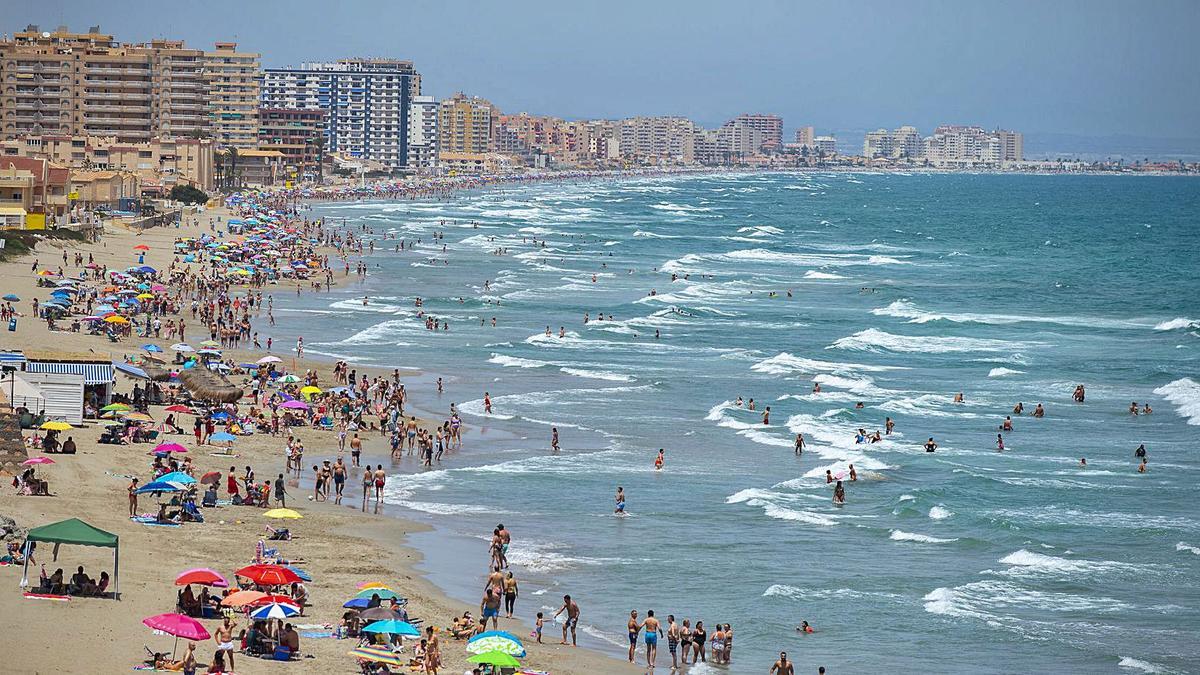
[348,646,404,667]
[467,631,526,657]
[249,602,299,620]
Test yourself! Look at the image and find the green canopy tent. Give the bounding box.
[20,518,120,598]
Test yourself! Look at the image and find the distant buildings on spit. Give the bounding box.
[0,22,1183,226]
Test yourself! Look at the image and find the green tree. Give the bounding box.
[170,184,209,205]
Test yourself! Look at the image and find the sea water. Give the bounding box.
[274,172,1200,673]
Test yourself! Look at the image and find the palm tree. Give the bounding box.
[224,147,239,190]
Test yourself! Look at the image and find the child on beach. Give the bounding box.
[534,612,544,643]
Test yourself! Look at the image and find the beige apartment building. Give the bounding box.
[438,93,496,157]
[206,42,260,149]
[1,134,215,192]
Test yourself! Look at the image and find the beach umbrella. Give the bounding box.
[40,421,72,431]
[142,612,210,659]
[198,340,219,348]
[123,412,155,422]
[220,590,267,607]
[263,508,302,520]
[154,442,188,454]
[137,266,157,274]
[199,471,221,485]
[196,348,222,356]
[143,344,163,353]
[467,651,522,669]
[235,564,302,586]
[277,374,302,384]
[467,631,526,657]
[342,598,372,609]
[136,293,155,300]
[136,480,184,494]
[249,594,300,607]
[164,405,194,414]
[104,316,129,324]
[209,432,237,443]
[284,565,311,582]
[100,403,132,412]
[358,607,402,622]
[256,355,282,364]
[356,581,393,591]
[175,568,228,587]
[133,244,150,251]
[22,456,55,466]
[355,588,402,601]
[157,471,196,485]
[362,620,420,637]
[348,646,404,667]
[279,400,308,410]
[2,294,19,302]
[249,602,300,620]
[170,343,194,352]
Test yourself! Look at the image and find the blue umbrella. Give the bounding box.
[343,598,371,609]
[250,602,300,620]
[2,294,19,302]
[157,471,196,485]
[363,620,420,637]
[143,344,163,353]
[209,432,237,443]
[209,411,230,420]
[113,362,148,379]
[137,266,157,274]
[136,480,184,494]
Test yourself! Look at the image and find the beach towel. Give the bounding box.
[292,623,333,630]
[298,631,334,639]
[23,591,70,601]
[131,516,181,528]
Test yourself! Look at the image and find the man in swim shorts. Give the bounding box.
[554,594,580,646]
[627,610,640,662]
[614,487,626,514]
[770,651,795,675]
[643,609,663,668]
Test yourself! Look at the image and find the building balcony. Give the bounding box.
[84,78,152,89]
[85,91,151,100]
[85,115,151,126]
[84,103,150,113]
[86,66,151,75]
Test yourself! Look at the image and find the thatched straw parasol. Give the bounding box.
[178,368,244,403]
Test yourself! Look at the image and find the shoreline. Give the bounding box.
[0,203,638,674]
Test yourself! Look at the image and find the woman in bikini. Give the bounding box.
[679,619,692,665]
[722,623,733,664]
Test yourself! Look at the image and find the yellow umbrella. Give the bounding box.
[123,412,154,422]
[263,508,303,519]
[40,421,72,431]
[356,581,392,591]
[104,315,129,324]
[136,293,154,300]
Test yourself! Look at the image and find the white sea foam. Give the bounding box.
[751,352,905,376]
[1118,657,1168,673]
[559,367,635,382]
[1175,542,1200,555]
[725,488,838,526]
[763,584,901,602]
[878,393,983,419]
[803,270,846,279]
[929,505,953,520]
[830,328,1033,354]
[988,367,1025,377]
[889,529,958,544]
[995,549,1136,578]
[1154,317,1199,331]
[898,494,916,502]
[632,230,683,239]
[871,299,1150,330]
[1152,378,1200,425]
[924,580,1130,619]
[488,354,550,369]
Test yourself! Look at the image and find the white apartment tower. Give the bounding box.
[407,95,438,171]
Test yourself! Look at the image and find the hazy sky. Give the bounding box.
[8,0,1199,139]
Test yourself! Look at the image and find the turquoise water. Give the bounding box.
[278,173,1200,673]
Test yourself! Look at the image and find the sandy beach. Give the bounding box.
[0,207,638,675]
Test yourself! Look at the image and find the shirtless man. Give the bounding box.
[614,487,626,515]
[349,433,363,464]
[497,524,511,569]
[551,427,560,452]
[770,651,795,675]
[794,433,805,455]
[666,615,680,670]
[213,616,237,671]
[643,609,663,668]
[626,610,641,662]
[372,465,386,504]
[554,595,580,646]
[924,437,937,452]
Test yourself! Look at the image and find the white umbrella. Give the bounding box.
[170,344,195,352]
[257,356,282,364]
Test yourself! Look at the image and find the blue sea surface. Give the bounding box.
[274,172,1200,673]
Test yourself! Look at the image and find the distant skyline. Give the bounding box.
[9,0,1200,144]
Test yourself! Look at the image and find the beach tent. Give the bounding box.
[20,518,120,597]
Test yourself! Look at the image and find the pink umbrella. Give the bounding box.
[279,400,308,410]
[150,284,167,292]
[22,456,55,465]
[142,612,210,657]
[153,442,188,454]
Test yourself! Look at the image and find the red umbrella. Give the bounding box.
[199,471,222,485]
[164,405,195,414]
[234,564,302,586]
[175,568,229,587]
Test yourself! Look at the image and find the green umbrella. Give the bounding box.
[467,651,521,668]
[354,588,402,601]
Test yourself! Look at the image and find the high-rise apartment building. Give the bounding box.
[257,108,325,177]
[863,125,923,159]
[722,113,783,153]
[922,125,1022,165]
[437,93,495,156]
[617,117,698,163]
[793,126,815,147]
[206,42,260,149]
[262,59,420,169]
[0,26,220,142]
[407,95,438,171]
[863,129,894,158]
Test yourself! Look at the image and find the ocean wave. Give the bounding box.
[649,202,713,213]
[725,488,838,526]
[830,328,1034,354]
[763,584,901,602]
[1175,542,1200,555]
[871,299,1151,330]
[929,505,953,520]
[1118,657,1169,674]
[1152,378,1200,425]
[988,367,1025,377]
[632,230,683,239]
[878,393,984,419]
[751,352,905,376]
[1153,317,1199,331]
[994,549,1140,578]
[803,270,846,279]
[889,529,958,544]
[924,580,1130,619]
[488,354,550,369]
[559,367,635,382]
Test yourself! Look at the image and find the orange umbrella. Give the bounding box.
[133,244,151,251]
[220,590,267,607]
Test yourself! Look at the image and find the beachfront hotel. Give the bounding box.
[261,59,421,170]
[205,42,261,150]
[407,95,439,172]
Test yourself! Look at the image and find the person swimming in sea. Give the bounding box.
[1013,402,1024,415]
[762,406,770,425]
[615,486,626,514]
[796,621,814,634]
[1142,403,1152,415]
[832,481,846,506]
[1138,457,1148,473]
[794,433,805,455]
[1001,416,1014,431]
[654,449,664,470]
[1073,384,1086,402]
[924,438,938,452]
[848,464,857,481]
[954,392,964,403]
[1134,444,1147,460]
[1129,401,1140,416]
[1080,458,1087,467]
[996,433,1005,452]
[1032,403,1045,418]
[825,469,834,484]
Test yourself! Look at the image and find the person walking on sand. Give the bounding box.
[554,594,580,646]
[373,464,386,504]
[643,610,663,669]
[627,610,641,663]
[274,473,287,507]
[480,587,501,630]
[503,571,519,618]
[361,468,372,512]
[127,477,139,518]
